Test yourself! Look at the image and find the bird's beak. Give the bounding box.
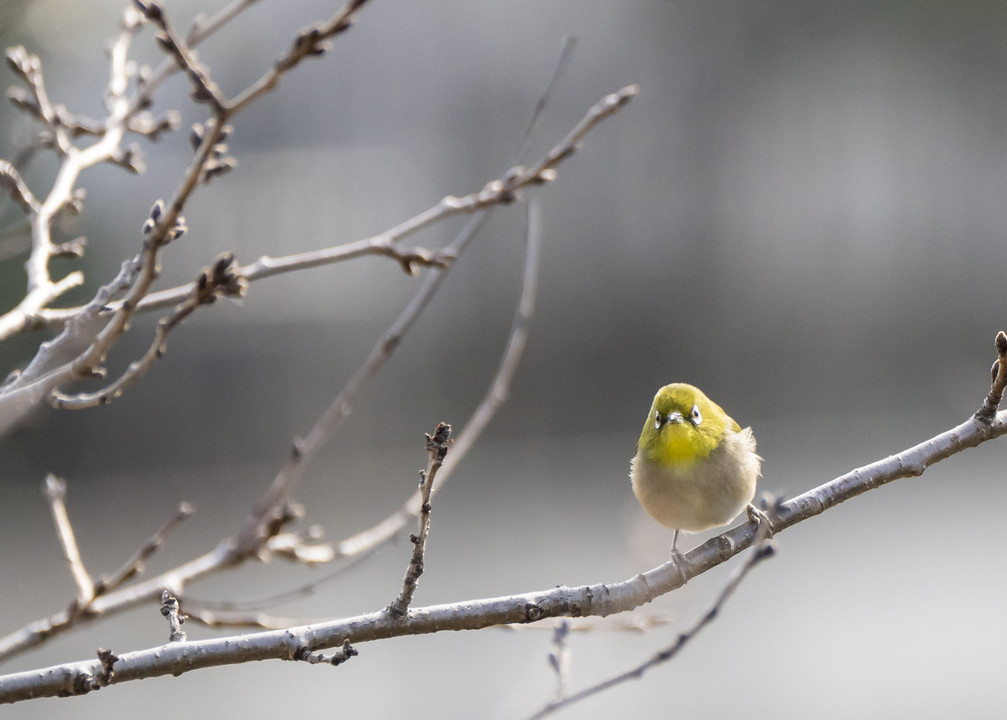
[654,410,685,430]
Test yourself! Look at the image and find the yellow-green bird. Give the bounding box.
[630,383,762,554]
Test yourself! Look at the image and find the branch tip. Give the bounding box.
[975,330,1007,424]
[160,590,187,642]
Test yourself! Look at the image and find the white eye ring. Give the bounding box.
[654,411,663,430]
[690,405,702,425]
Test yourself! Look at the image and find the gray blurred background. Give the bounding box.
[3,0,1007,717]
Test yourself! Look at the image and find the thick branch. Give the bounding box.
[529,539,776,719]
[3,393,1006,702]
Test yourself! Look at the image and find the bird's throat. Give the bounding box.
[648,426,712,466]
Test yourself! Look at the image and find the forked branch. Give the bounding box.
[2,333,1005,704]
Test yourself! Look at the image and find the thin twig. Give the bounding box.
[28,34,577,328]
[499,612,676,634]
[2,375,1007,701]
[513,34,578,166]
[0,160,40,213]
[231,87,631,556]
[4,45,71,155]
[0,13,142,341]
[182,605,317,631]
[387,423,452,618]
[96,502,194,595]
[227,0,372,115]
[547,620,571,703]
[33,184,496,325]
[0,81,625,665]
[335,197,544,560]
[43,475,94,605]
[5,367,1006,705]
[134,1,228,113]
[527,540,777,720]
[186,0,261,45]
[214,197,544,612]
[9,322,1007,692]
[50,253,246,409]
[1,0,370,374]
[152,64,561,612]
[130,0,260,113]
[181,542,376,617]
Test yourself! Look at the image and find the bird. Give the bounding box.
[630,383,763,556]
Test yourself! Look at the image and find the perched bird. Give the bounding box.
[630,383,762,554]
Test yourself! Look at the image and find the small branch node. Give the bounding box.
[294,639,359,666]
[95,648,118,686]
[53,236,88,258]
[160,589,187,642]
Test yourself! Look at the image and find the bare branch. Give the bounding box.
[528,540,776,720]
[233,87,627,557]
[42,475,94,605]
[184,199,537,615]
[186,0,261,46]
[97,502,194,595]
[5,46,71,154]
[387,423,451,618]
[130,0,260,112]
[513,34,578,165]
[1,0,374,420]
[3,347,1007,703]
[0,80,620,665]
[49,253,246,409]
[0,13,143,340]
[213,199,543,613]
[547,621,571,704]
[228,0,372,115]
[182,605,315,631]
[0,160,39,213]
[27,34,579,329]
[134,0,227,113]
[0,540,233,663]
[335,198,543,561]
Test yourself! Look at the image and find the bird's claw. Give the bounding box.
[746,503,774,540]
[670,530,689,585]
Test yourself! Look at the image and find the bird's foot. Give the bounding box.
[746,503,774,541]
[670,531,689,585]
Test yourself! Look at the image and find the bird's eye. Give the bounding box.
[654,411,663,430]
[690,405,702,425]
